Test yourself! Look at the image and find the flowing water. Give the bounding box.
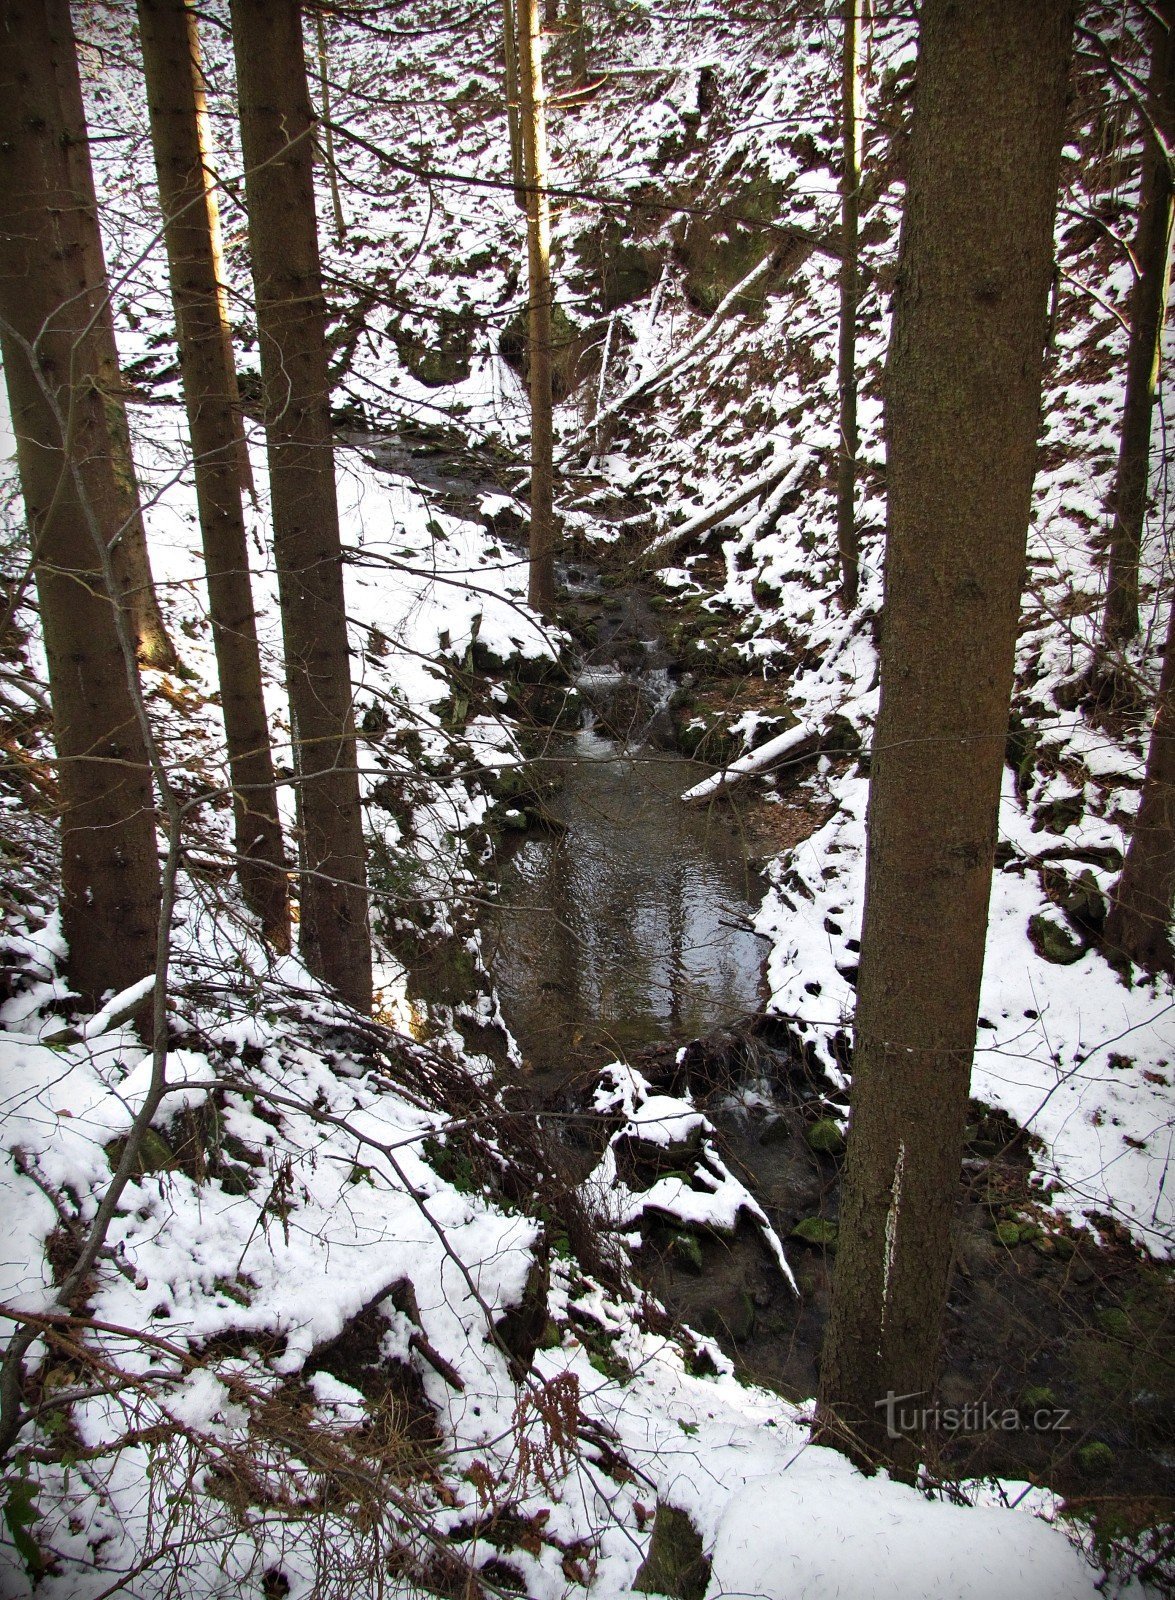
[484,583,769,1090]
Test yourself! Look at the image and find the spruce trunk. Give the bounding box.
[518,0,556,616]
[1101,5,1175,652]
[817,0,1073,1472]
[230,0,371,1012]
[1104,594,1175,971]
[43,0,179,673]
[0,0,160,1008]
[835,0,863,610]
[503,0,527,210]
[137,0,290,945]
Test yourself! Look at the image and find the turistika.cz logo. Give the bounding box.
[875,1390,1071,1440]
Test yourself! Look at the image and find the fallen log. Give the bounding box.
[560,232,825,463]
[642,452,809,566]
[681,720,822,804]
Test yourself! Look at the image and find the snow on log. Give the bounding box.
[561,233,828,462]
[643,452,808,566]
[681,720,821,804]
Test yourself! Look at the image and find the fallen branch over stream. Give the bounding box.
[682,721,822,803]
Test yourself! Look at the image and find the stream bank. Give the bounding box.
[478,545,1174,1542]
[356,431,1173,1548]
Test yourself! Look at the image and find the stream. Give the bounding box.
[485,580,770,1093]
[359,430,1174,1503]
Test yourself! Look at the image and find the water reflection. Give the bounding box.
[489,726,768,1076]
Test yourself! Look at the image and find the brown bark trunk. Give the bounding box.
[568,0,587,91]
[313,8,347,244]
[43,0,180,673]
[186,9,255,501]
[518,0,556,616]
[1101,4,1175,651]
[817,0,1074,1474]
[835,0,863,611]
[0,0,160,1008]
[137,0,290,946]
[230,0,371,1012]
[503,0,527,211]
[1104,598,1175,971]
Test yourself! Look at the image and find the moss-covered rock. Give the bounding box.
[634,1503,711,1600]
[668,1230,704,1276]
[1076,1441,1115,1477]
[498,302,595,400]
[805,1117,845,1158]
[571,215,663,312]
[1028,912,1085,965]
[673,161,807,316]
[392,306,477,387]
[790,1216,839,1248]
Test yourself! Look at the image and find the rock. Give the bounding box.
[494,1244,550,1381]
[1062,868,1107,939]
[1027,912,1084,965]
[668,1231,704,1276]
[805,1117,845,1157]
[1076,1441,1115,1477]
[790,1217,838,1248]
[634,1503,711,1600]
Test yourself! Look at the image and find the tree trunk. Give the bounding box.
[0,0,160,1009]
[568,0,587,91]
[835,0,863,611]
[230,0,371,1012]
[1103,597,1175,971]
[1100,3,1175,652]
[313,8,347,243]
[503,0,527,211]
[185,6,255,501]
[43,0,180,673]
[137,0,290,946]
[817,0,1074,1474]
[518,0,556,616]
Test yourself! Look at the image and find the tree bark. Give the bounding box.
[502,0,527,211]
[568,0,587,92]
[1103,596,1175,971]
[518,0,557,616]
[0,0,160,1008]
[817,0,1074,1473]
[230,0,371,1012]
[1101,4,1175,652]
[44,0,180,673]
[835,0,863,610]
[312,8,347,243]
[137,0,290,946]
[185,5,255,501]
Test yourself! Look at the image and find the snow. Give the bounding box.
[0,1,1168,1594]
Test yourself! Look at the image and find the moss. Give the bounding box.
[790,1216,839,1248]
[1027,912,1085,965]
[674,163,800,317]
[634,1503,711,1600]
[105,1128,175,1177]
[668,1230,704,1275]
[805,1117,845,1157]
[1076,1441,1116,1477]
[392,306,476,387]
[1096,1306,1132,1340]
[498,302,590,400]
